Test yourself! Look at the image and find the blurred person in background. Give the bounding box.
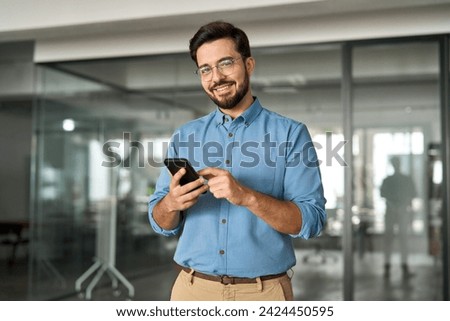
[380,156,417,278]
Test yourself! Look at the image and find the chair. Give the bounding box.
[0,221,29,267]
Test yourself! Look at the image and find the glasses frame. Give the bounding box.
[194,57,242,81]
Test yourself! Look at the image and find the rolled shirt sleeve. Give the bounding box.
[283,123,327,239]
[148,133,184,236]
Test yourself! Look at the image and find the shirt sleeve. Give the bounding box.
[148,133,184,236]
[283,123,327,239]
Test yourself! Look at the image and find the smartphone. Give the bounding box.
[163,158,203,187]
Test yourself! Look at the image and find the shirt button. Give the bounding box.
[228,132,233,138]
[225,160,231,165]
[221,219,227,224]
[219,250,225,255]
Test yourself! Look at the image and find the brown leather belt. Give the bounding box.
[177,264,287,285]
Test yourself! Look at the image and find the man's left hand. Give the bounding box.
[198,167,249,206]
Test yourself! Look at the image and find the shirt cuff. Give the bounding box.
[148,199,182,236]
[289,201,325,239]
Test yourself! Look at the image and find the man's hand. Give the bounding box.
[165,168,209,212]
[153,168,208,230]
[198,167,249,206]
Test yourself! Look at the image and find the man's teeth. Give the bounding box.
[215,84,231,91]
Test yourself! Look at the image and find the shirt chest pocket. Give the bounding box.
[235,146,285,196]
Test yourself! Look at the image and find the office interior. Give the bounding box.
[1,1,450,301]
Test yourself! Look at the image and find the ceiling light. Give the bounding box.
[62,119,75,132]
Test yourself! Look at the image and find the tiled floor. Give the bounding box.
[0,249,443,301]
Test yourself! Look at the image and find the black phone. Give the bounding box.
[164,158,201,187]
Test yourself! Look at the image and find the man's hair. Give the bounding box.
[189,21,252,65]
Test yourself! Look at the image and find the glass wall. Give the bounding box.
[252,45,345,300]
[30,60,199,299]
[352,41,443,300]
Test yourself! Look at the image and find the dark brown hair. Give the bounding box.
[189,21,252,65]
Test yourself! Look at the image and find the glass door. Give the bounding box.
[351,40,443,300]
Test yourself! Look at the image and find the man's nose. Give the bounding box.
[210,67,226,82]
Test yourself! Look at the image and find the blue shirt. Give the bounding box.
[148,98,326,278]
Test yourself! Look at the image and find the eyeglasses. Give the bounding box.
[194,57,242,81]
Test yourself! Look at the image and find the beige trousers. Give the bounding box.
[170,269,294,301]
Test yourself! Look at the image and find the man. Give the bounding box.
[148,21,326,301]
[380,156,416,278]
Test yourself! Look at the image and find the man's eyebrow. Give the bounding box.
[198,56,234,68]
[218,56,234,62]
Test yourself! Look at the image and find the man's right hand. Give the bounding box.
[153,168,208,230]
[164,168,209,212]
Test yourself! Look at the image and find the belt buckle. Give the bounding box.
[220,275,234,285]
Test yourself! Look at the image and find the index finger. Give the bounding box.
[198,167,227,179]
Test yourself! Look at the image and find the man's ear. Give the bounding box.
[245,57,256,75]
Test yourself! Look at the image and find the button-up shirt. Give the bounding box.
[148,98,326,278]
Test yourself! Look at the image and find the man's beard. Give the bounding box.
[206,72,250,110]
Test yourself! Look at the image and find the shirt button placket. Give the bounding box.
[219,119,235,274]
[225,131,234,167]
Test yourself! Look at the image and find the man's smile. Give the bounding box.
[211,82,234,94]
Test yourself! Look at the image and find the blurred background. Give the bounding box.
[0,0,450,301]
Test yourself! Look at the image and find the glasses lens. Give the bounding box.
[218,59,235,75]
[197,66,211,76]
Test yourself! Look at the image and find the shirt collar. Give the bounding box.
[214,97,263,127]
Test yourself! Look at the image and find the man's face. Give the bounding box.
[196,38,253,110]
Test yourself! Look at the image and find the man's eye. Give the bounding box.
[199,67,212,74]
[219,60,233,68]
